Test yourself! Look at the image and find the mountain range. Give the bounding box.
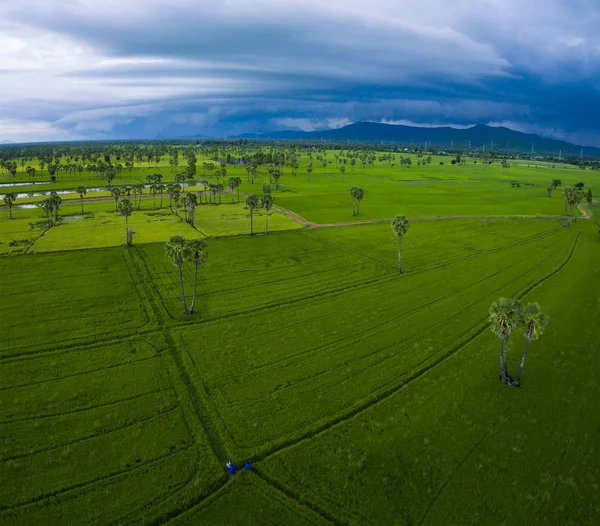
[238,122,600,157]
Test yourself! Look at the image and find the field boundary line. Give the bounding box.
[302,229,396,271]
[0,355,159,392]
[127,246,231,464]
[253,233,582,464]
[275,205,569,229]
[169,272,398,331]
[142,474,229,526]
[251,469,341,525]
[0,389,165,425]
[1,404,179,462]
[0,444,194,513]
[417,398,520,526]
[0,328,164,362]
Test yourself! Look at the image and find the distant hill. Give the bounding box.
[0,140,15,144]
[238,122,600,157]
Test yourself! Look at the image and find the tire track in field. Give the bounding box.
[1,404,179,462]
[0,389,165,425]
[251,233,581,465]
[416,398,520,526]
[125,473,229,526]
[220,236,561,406]
[251,470,341,525]
[302,229,395,271]
[305,221,564,278]
[0,329,161,362]
[0,355,159,392]
[135,239,393,329]
[167,222,566,333]
[127,246,230,464]
[0,444,194,513]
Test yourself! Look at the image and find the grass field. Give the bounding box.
[1,148,600,524]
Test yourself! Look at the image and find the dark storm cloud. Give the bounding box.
[0,0,599,144]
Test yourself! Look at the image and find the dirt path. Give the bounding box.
[275,206,570,229]
[578,203,593,221]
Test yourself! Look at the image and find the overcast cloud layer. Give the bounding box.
[1,0,599,144]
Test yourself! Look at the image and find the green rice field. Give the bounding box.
[1,148,599,524]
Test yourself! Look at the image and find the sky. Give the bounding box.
[1,0,599,145]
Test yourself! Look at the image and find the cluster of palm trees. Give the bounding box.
[242,186,274,235]
[3,192,16,219]
[111,185,145,211]
[488,298,548,387]
[165,235,208,316]
[561,186,586,220]
[36,192,62,229]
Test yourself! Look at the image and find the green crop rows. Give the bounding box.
[1,148,599,524]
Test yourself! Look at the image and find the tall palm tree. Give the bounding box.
[150,184,158,208]
[350,186,364,216]
[157,184,166,208]
[391,214,409,274]
[77,186,86,214]
[228,176,237,203]
[117,198,134,246]
[514,303,548,386]
[3,192,16,219]
[165,235,191,315]
[245,194,259,235]
[489,298,522,384]
[134,184,144,210]
[48,192,62,222]
[186,192,197,227]
[37,199,53,228]
[262,193,273,234]
[111,187,122,211]
[187,238,208,314]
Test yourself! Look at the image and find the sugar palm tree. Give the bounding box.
[262,192,273,234]
[350,186,364,216]
[234,176,242,202]
[150,184,158,208]
[111,187,122,211]
[77,186,86,214]
[514,303,548,386]
[37,199,53,228]
[186,192,197,227]
[117,198,134,246]
[48,192,62,222]
[165,235,191,315]
[489,298,522,384]
[3,192,16,219]
[227,176,237,203]
[187,238,208,314]
[157,183,166,208]
[391,214,409,274]
[134,183,144,209]
[245,194,259,235]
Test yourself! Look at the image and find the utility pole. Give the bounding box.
[559,149,562,160]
